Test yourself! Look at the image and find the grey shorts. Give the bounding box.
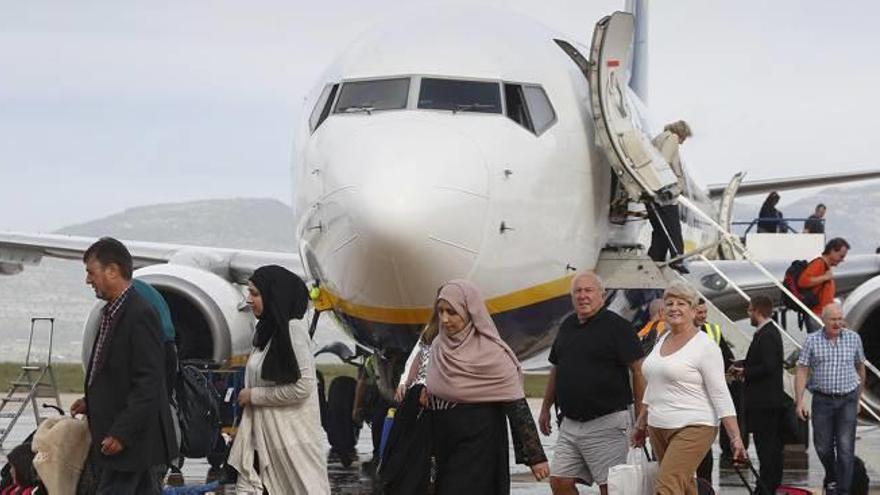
[551,409,631,485]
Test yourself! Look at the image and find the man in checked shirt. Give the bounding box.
[69,237,177,494]
[795,302,866,495]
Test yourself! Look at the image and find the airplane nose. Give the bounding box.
[315,119,490,306]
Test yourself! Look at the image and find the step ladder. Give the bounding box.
[0,317,62,449]
[660,196,880,422]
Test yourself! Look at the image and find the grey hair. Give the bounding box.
[570,271,605,292]
[648,298,664,318]
[821,302,843,320]
[664,120,692,139]
[663,281,699,307]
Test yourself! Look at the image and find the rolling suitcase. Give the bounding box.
[733,461,811,495]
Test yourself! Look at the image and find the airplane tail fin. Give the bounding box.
[626,0,649,103]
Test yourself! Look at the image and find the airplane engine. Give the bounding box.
[80,263,254,367]
[842,275,880,412]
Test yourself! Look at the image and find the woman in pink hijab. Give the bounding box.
[426,279,549,494]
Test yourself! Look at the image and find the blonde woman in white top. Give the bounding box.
[632,282,746,495]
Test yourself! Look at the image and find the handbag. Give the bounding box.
[607,447,659,495]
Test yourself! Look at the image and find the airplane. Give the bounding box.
[3,3,880,408]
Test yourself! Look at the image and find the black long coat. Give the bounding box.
[85,290,178,472]
[744,322,785,411]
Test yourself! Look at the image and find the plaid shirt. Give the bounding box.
[797,328,865,395]
[87,284,132,386]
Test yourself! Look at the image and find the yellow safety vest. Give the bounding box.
[701,322,722,345]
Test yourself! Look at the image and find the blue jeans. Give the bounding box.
[812,389,859,494]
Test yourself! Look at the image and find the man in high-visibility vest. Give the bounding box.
[637,299,667,354]
[694,298,744,482]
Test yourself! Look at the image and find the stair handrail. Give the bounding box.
[676,196,880,422]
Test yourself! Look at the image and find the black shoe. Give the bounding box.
[361,458,377,477]
[670,263,690,274]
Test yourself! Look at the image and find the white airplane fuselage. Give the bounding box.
[291,7,715,357]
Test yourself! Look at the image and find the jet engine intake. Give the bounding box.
[842,275,880,416]
[80,264,254,367]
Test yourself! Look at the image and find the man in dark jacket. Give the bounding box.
[732,296,784,494]
[70,237,178,494]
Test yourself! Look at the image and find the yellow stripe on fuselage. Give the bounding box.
[320,275,574,325]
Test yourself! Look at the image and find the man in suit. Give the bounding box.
[732,295,784,494]
[70,237,177,494]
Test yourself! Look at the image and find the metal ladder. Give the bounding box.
[599,193,880,422]
[0,317,62,449]
[674,196,880,421]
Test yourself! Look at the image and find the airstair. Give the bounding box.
[570,9,880,422]
[598,196,880,424]
[0,317,62,449]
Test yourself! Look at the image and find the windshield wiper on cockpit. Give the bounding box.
[342,105,374,115]
[452,103,494,114]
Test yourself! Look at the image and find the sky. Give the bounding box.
[1,0,878,231]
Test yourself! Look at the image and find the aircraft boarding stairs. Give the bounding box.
[597,196,880,424]
[0,317,62,450]
[578,8,880,423]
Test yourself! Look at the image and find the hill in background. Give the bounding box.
[0,198,312,362]
[732,182,880,253]
[56,198,296,252]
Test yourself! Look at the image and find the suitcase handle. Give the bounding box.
[732,460,770,495]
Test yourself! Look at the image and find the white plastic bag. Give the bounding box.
[607,447,659,495]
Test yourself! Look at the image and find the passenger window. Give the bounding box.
[309,83,338,132]
[334,78,410,114]
[504,84,534,132]
[523,86,556,135]
[418,78,502,113]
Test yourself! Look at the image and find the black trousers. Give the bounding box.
[433,404,509,495]
[647,203,685,262]
[750,407,784,494]
[96,467,161,495]
[368,398,391,460]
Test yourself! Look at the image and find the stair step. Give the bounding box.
[20,365,43,371]
[0,412,17,419]
[10,381,52,388]
[1,397,26,403]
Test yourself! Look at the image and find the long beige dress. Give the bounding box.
[228,321,330,494]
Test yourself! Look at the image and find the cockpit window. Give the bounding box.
[309,83,338,132]
[523,86,556,134]
[503,83,556,135]
[418,78,502,114]
[334,78,410,114]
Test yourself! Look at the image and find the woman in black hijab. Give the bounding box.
[228,265,330,494]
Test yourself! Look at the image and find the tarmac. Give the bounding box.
[3,395,880,493]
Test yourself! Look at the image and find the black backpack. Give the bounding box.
[782,259,820,311]
[852,455,870,495]
[175,365,221,458]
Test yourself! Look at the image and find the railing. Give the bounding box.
[732,217,825,236]
[675,197,880,422]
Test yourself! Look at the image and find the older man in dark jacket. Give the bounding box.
[70,237,177,494]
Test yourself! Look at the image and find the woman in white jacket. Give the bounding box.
[228,265,330,494]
